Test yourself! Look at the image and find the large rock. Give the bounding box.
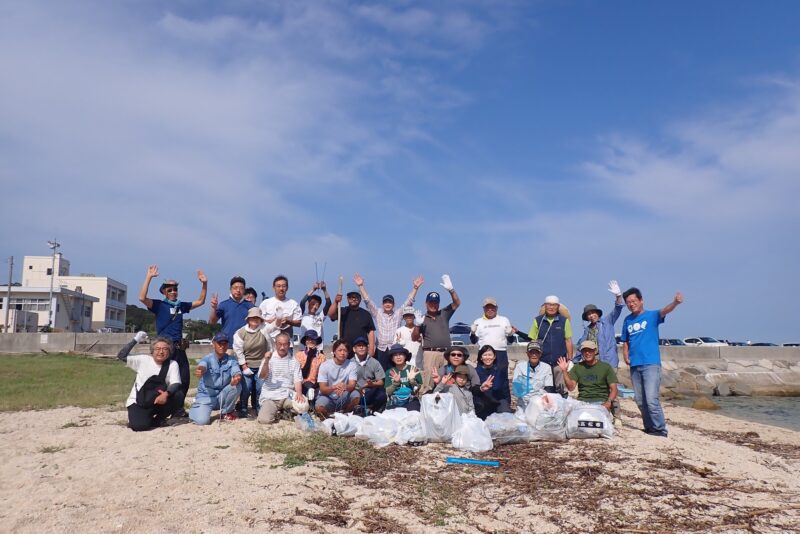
[729,382,753,396]
[661,360,678,371]
[683,366,705,376]
[758,359,774,371]
[692,396,720,410]
[713,383,731,396]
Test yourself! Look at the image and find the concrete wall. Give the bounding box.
[504,345,800,363]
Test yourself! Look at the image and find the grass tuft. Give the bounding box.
[38,445,68,454]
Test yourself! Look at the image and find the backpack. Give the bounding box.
[136,361,171,408]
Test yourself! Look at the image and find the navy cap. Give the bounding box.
[212,332,229,343]
[426,291,440,303]
[352,336,368,346]
[382,294,395,304]
[346,290,361,299]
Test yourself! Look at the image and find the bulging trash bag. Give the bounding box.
[331,413,364,437]
[395,410,428,445]
[420,392,460,443]
[295,412,320,433]
[451,413,494,452]
[566,401,613,439]
[485,412,531,445]
[525,393,569,441]
[355,414,400,448]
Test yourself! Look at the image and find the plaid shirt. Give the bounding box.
[365,292,415,350]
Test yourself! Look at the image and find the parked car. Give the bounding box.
[659,338,686,346]
[194,338,212,345]
[750,342,778,347]
[683,337,728,347]
[782,342,800,347]
[727,341,747,346]
[449,322,472,346]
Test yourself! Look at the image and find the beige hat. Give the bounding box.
[246,307,264,321]
[482,297,497,307]
[544,295,560,304]
[538,302,571,320]
[579,340,598,351]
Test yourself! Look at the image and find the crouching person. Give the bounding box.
[119,332,185,431]
[558,340,618,416]
[189,333,242,424]
[433,364,477,415]
[385,344,423,410]
[352,336,386,415]
[314,340,360,419]
[257,333,307,423]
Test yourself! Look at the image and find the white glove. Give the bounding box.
[133,331,148,343]
[440,274,454,291]
[608,280,621,297]
[242,367,254,377]
[414,311,425,326]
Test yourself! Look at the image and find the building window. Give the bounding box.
[46,268,53,275]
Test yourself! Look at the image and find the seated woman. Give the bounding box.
[511,341,555,410]
[295,329,326,401]
[433,364,477,415]
[432,347,480,389]
[384,344,423,411]
[189,333,242,424]
[474,345,513,419]
[117,332,185,431]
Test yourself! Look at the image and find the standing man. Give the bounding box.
[621,287,683,438]
[260,275,302,347]
[209,275,254,340]
[528,295,573,396]
[470,297,513,374]
[139,264,207,403]
[299,281,332,345]
[577,280,624,368]
[416,274,460,393]
[327,288,376,358]
[353,273,424,370]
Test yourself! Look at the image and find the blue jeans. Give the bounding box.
[239,368,263,414]
[630,364,667,436]
[189,384,241,425]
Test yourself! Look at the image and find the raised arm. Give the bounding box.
[404,276,424,307]
[138,265,158,309]
[190,270,208,310]
[440,274,460,311]
[327,293,342,321]
[659,292,683,318]
[321,282,332,315]
[354,273,377,316]
[208,293,220,324]
[117,331,147,362]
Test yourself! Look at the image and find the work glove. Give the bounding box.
[414,311,425,326]
[133,331,148,343]
[608,280,622,297]
[440,274,454,291]
[242,367,254,377]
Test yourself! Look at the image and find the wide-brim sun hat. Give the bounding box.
[581,304,603,321]
[387,344,412,362]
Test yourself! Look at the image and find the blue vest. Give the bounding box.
[535,314,567,366]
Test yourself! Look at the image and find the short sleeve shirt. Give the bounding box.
[318,359,358,399]
[148,300,192,341]
[621,310,664,366]
[260,297,302,341]
[216,297,254,339]
[338,307,376,346]
[353,356,386,389]
[569,361,617,402]
[125,355,181,407]
[420,304,455,348]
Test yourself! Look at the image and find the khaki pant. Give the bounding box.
[551,365,567,396]
[257,397,295,424]
[421,350,447,394]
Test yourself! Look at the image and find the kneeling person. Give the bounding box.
[315,340,360,418]
[352,336,386,414]
[189,333,242,425]
[118,332,185,431]
[558,340,618,413]
[257,332,306,423]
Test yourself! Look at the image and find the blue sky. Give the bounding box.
[1,1,799,342]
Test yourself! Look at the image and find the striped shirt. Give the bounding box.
[364,293,415,350]
[259,352,302,402]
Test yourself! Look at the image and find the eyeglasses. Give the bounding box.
[450,353,465,358]
[164,287,178,292]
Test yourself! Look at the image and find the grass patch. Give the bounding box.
[61,421,91,429]
[0,352,197,412]
[38,445,68,454]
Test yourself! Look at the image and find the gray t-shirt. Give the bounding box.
[353,356,386,389]
[317,359,357,399]
[420,304,456,348]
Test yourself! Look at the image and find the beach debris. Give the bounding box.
[692,396,720,410]
[446,457,500,467]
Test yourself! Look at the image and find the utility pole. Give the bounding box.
[3,256,12,333]
[47,239,61,329]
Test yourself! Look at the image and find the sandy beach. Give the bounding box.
[1,399,798,533]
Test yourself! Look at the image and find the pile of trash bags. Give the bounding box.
[295,392,613,452]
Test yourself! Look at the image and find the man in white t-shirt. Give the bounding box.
[117,332,184,431]
[260,275,302,346]
[315,339,360,418]
[395,306,423,369]
[470,297,513,374]
[257,332,306,423]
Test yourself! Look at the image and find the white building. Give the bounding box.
[20,254,127,332]
[1,286,98,332]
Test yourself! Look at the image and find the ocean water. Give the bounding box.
[672,396,800,432]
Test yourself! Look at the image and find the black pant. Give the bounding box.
[474,392,512,420]
[127,390,186,431]
[172,348,190,397]
[375,348,392,371]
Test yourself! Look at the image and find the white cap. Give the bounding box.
[544,295,560,304]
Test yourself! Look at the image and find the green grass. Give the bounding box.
[0,352,196,412]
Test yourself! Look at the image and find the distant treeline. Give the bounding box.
[125,305,220,340]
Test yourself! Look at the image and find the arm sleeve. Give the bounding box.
[365,299,378,317]
[180,301,192,313]
[322,297,332,316]
[291,302,302,321]
[117,339,137,362]
[373,363,386,381]
[568,367,579,382]
[564,318,572,338]
[166,361,182,393]
[609,303,623,324]
[232,332,246,365]
[299,294,309,314]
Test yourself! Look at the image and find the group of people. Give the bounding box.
[120,267,683,440]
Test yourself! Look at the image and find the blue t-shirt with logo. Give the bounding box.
[149,300,192,342]
[621,310,664,366]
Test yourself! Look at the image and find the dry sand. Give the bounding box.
[1,399,798,533]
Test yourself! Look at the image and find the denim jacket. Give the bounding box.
[578,303,623,368]
[195,353,241,403]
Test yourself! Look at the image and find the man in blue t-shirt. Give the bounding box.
[620,287,683,437]
[139,264,208,401]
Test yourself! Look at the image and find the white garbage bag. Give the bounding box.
[451,413,494,452]
[331,413,364,437]
[355,415,400,448]
[420,393,460,442]
[394,410,427,445]
[525,393,569,441]
[566,401,613,439]
[485,412,531,445]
